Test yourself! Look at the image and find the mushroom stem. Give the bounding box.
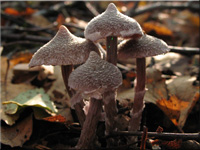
[128,58,146,140]
[76,98,102,149]
[61,65,74,97]
[106,36,117,65]
[103,90,118,146]
[70,92,86,127]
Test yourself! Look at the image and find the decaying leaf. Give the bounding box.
[165,76,199,128]
[3,88,57,115]
[117,68,199,128]
[1,115,33,147]
[142,21,173,37]
[156,95,189,126]
[0,105,20,126]
[154,53,192,76]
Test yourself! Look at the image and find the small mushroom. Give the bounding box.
[85,3,143,65]
[68,51,122,149]
[118,34,169,142]
[29,25,100,126]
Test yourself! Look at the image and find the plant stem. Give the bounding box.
[106,36,117,65]
[76,98,102,149]
[107,131,200,140]
[128,58,146,141]
[61,65,74,97]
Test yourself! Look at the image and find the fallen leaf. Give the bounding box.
[117,68,199,128]
[154,52,192,76]
[4,7,35,16]
[1,114,33,147]
[3,88,57,115]
[166,76,199,128]
[43,114,67,123]
[10,51,33,68]
[156,95,189,126]
[142,21,173,37]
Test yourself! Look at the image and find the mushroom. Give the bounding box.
[29,25,101,126]
[84,3,143,65]
[84,3,143,140]
[68,51,122,149]
[118,34,169,142]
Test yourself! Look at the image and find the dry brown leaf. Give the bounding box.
[142,21,173,37]
[1,115,33,147]
[1,57,34,125]
[117,68,199,128]
[154,53,191,76]
[156,95,189,126]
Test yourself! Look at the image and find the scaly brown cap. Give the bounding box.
[118,34,169,60]
[68,51,122,99]
[84,3,143,42]
[29,25,100,67]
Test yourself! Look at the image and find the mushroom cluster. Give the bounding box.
[29,2,169,149]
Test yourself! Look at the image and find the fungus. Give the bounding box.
[68,51,122,149]
[118,34,169,142]
[29,25,100,126]
[84,4,143,143]
[85,3,143,65]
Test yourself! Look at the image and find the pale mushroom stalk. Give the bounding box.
[103,91,118,136]
[29,25,101,128]
[129,58,146,133]
[68,51,122,149]
[70,92,86,127]
[61,65,74,97]
[84,3,143,141]
[76,98,102,149]
[118,34,170,143]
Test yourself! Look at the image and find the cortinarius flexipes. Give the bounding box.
[29,25,101,126]
[84,3,143,138]
[68,51,122,149]
[118,34,169,142]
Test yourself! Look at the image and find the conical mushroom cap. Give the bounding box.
[68,51,122,99]
[84,3,143,42]
[29,25,100,67]
[118,34,170,60]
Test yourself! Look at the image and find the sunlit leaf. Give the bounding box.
[3,88,57,115]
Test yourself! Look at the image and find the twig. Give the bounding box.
[1,25,56,34]
[169,45,200,55]
[2,33,51,43]
[126,2,199,17]
[2,41,44,47]
[107,131,200,140]
[1,12,55,35]
[85,2,99,16]
[64,22,85,30]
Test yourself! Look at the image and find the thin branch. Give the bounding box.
[2,41,44,47]
[1,12,55,35]
[169,45,200,55]
[2,33,51,43]
[1,25,56,33]
[85,2,99,16]
[64,22,85,30]
[107,131,200,140]
[126,2,199,17]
